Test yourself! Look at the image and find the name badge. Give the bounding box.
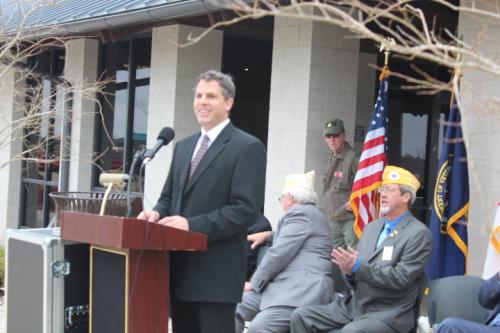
[382,246,394,261]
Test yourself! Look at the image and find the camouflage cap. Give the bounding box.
[323,119,345,136]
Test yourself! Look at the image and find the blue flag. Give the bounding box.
[426,100,470,280]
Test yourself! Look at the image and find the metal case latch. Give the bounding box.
[52,260,70,277]
[65,304,89,329]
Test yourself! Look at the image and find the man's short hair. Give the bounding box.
[399,184,416,206]
[194,70,236,100]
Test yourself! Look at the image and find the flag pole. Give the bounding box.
[373,36,394,217]
[374,37,395,219]
[449,52,462,106]
[350,36,394,238]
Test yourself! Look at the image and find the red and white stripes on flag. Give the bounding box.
[350,70,389,238]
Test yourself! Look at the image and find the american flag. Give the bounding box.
[350,76,389,238]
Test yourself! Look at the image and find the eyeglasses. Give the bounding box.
[377,186,400,194]
[278,195,287,203]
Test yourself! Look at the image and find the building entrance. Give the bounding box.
[385,62,452,223]
[221,23,273,147]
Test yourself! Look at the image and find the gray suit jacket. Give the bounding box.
[330,213,432,333]
[251,203,333,309]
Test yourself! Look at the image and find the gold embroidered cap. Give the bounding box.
[382,166,420,192]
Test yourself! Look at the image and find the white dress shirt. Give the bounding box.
[191,118,230,160]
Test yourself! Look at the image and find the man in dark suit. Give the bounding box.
[138,70,266,333]
[290,166,432,333]
[437,271,500,333]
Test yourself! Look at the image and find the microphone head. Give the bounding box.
[158,127,175,143]
[142,127,175,164]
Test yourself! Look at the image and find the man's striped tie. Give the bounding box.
[189,134,210,179]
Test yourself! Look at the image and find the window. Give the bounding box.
[95,38,151,191]
[20,49,65,228]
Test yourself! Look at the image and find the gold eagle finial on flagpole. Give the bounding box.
[379,37,396,66]
[379,37,395,80]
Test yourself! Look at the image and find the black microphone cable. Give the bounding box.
[126,145,146,217]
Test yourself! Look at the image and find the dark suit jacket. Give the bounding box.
[480,273,500,325]
[153,123,266,304]
[330,213,432,333]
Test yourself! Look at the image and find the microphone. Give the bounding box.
[142,127,175,164]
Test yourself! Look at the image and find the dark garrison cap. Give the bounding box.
[323,119,345,136]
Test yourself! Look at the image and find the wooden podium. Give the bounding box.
[60,211,207,333]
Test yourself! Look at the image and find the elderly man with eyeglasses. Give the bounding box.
[235,171,333,333]
[290,166,432,333]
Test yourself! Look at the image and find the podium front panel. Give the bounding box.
[90,247,127,333]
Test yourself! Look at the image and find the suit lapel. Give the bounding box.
[274,215,285,239]
[275,213,287,235]
[174,134,199,212]
[183,124,233,195]
[368,214,412,261]
[365,220,384,259]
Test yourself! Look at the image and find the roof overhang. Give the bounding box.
[5,0,225,39]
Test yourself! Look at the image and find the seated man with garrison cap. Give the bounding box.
[235,171,333,333]
[291,166,432,333]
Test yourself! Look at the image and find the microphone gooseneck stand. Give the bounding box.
[126,146,146,217]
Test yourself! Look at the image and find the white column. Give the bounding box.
[0,66,24,242]
[64,38,99,191]
[265,17,360,224]
[458,7,500,276]
[144,25,223,208]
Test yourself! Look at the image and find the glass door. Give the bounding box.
[387,89,449,223]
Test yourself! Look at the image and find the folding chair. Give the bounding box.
[427,275,489,326]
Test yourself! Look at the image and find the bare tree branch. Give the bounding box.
[0,0,114,174]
